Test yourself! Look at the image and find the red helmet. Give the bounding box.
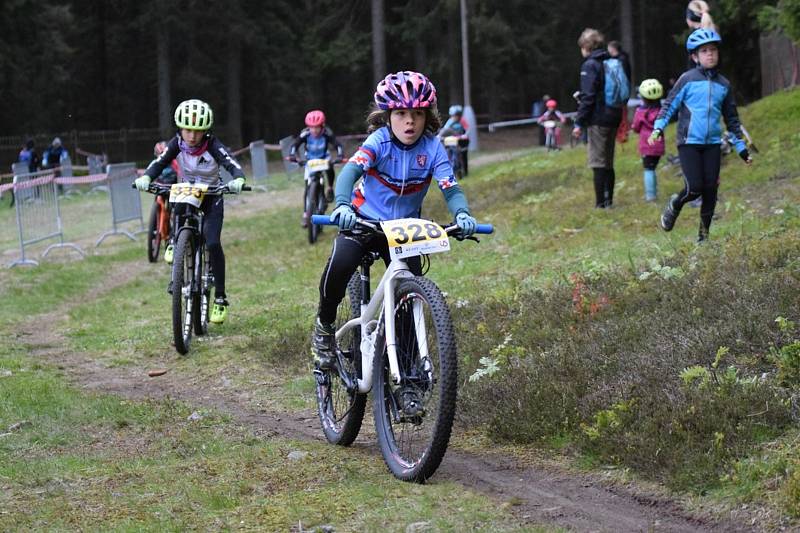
[153,141,168,156]
[546,99,557,109]
[305,109,326,127]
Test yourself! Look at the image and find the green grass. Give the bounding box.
[1,87,800,527]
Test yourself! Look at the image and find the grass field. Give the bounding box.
[2,87,800,530]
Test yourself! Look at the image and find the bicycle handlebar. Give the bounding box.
[310,214,494,235]
[133,182,252,193]
[287,158,343,166]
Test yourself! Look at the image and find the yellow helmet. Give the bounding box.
[174,99,214,130]
[638,79,663,101]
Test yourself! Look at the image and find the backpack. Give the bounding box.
[603,58,630,108]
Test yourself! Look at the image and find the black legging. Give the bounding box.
[200,196,226,298]
[673,144,720,230]
[317,231,422,325]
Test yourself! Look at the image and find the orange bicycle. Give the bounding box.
[147,191,171,263]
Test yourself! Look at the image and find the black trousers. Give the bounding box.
[175,196,226,297]
[673,144,721,230]
[317,231,422,325]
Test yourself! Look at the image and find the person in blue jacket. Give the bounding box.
[650,28,752,242]
[310,70,478,370]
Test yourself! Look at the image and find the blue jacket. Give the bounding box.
[654,65,745,152]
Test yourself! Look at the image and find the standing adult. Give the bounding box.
[18,139,39,173]
[42,137,69,171]
[572,28,623,208]
[607,40,633,145]
[686,1,716,31]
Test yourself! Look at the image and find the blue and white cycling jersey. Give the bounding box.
[290,126,343,160]
[654,65,745,152]
[347,126,457,220]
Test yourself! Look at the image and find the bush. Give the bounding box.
[459,229,800,489]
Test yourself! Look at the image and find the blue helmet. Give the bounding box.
[686,28,721,52]
[448,104,463,116]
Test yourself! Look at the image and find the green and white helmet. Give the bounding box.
[174,99,214,130]
[638,79,663,100]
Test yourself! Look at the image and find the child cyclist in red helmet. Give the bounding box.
[290,110,345,226]
[536,99,567,148]
[135,99,247,324]
[310,71,478,369]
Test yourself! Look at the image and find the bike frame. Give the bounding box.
[336,254,426,394]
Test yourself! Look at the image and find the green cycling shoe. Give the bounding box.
[163,244,174,264]
[210,297,229,324]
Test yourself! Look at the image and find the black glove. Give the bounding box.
[739,149,751,163]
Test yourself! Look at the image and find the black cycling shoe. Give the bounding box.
[697,222,709,243]
[311,319,336,370]
[660,194,680,232]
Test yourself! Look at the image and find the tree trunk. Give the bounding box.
[226,39,243,149]
[620,0,635,84]
[156,22,171,139]
[371,0,386,85]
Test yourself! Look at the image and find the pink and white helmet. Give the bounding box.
[374,71,437,110]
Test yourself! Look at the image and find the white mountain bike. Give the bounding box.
[310,214,493,482]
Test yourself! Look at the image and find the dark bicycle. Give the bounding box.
[138,181,249,354]
[295,158,341,244]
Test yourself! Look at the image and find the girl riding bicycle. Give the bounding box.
[290,110,344,226]
[536,99,566,150]
[439,104,471,175]
[135,99,247,324]
[310,70,478,370]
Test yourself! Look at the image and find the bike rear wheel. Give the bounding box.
[316,273,367,445]
[307,180,321,244]
[192,245,210,335]
[172,229,195,354]
[373,276,457,482]
[147,201,162,263]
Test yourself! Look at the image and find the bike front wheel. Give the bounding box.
[316,273,367,445]
[373,276,457,483]
[172,229,195,354]
[307,180,321,244]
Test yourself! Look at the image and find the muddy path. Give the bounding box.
[11,258,759,533]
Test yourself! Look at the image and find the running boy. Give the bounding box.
[135,99,246,323]
[310,71,477,369]
[650,29,752,242]
[631,79,665,201]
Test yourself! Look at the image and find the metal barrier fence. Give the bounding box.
[248,140,269,191]
[95,162,143,247]
[8,170,84,267]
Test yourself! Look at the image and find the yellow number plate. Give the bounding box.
[380,218,450,260]
[307,158,330,172]
[169,183,208,207]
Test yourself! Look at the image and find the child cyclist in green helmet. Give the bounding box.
[310,71,478,369]
[650,29,752,243]
[135,99,247,324]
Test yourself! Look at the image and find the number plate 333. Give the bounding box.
[380,218,450,260]
[169,183,208,207]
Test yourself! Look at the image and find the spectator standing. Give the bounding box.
[18,139,39,173]
[608,40,633,144]
[572,28,623,208]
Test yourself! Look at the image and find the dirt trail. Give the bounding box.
[10,259,760,533]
